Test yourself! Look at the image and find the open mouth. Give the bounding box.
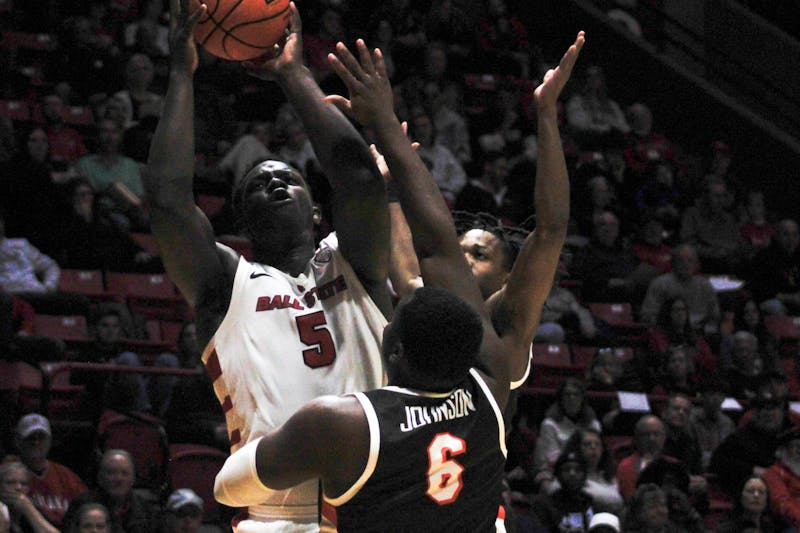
[268,188,291,202]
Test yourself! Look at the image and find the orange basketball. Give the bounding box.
[189,0,291,61]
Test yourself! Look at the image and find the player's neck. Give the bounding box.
[253,243,315,277]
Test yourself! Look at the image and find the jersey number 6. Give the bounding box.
[426,432,467,505]
[296,311,337,368]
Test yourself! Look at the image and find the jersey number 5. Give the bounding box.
[296,311,337,368]
[426,433,466,505]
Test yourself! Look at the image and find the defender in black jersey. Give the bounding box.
[214,33,584,532]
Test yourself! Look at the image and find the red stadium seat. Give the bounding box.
[97,410,169,493]
[58,269,115,301]
[0,99,30,121]
[33,314,89,341]
[105,272,189,321]
[167,444,230,521]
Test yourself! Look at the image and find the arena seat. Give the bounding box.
[167,444,230,522]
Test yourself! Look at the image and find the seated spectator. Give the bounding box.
[550,428,624,513]
[646,296,715,375]
[748,218,800,316]
[619,483,671,533]
[631,218,673,275]
[531,450,595,531]
[711,375,792,498]
[0,291,65,363]
[537,260,598,344]
[213,122,275,188]
[424,81,471,166]
[303,5,345,82]
[616,414,667,501]
[409,106,467,206]
[570,211,649,303]
[634,459,705,533]
[719,297,779,371]
[724,330,767,399]
[63,502,110,533]
[76,119,146,231]
[54,178,159,272]
[588,512,620,532]
[762,426,800,528]
[650,346,701,397]
[0,213,87,316]
[690,376,735,471]
[113,54,163,130]
[533,379,602,490]
[639,243,721,335]
[660,394,706,490]
[680,175,744,274]
[0,212,60,298]
[163,488,223,533]
[0,462,58,533]
[69,306,151,418]
[13,414,87,528]
[474,0,531,78]
[622,103,679,183]
[572,175,623,239]
[274,109,319,178]
[40,94,89,166]
[123,0,169,58]
[632,162,683,236]
[718,476,782,533]
[739,190,776,260]
[160,322,226,449]
[565,65,629,150]
[62,450,160,533]
[454,151,510,216]
[1,127,73,254]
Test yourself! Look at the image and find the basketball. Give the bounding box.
[189,0,291,62]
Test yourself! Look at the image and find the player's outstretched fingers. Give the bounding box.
[334,42,366,81]
[328,52,361,91]
[355,39,375,75]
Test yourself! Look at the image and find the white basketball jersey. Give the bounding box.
[202,233,387,529]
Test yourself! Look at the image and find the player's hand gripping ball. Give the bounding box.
[189,0,291,61]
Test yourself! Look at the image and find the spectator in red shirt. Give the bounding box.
[41,94,88,166]
[616,414,666,502]
[13,414,87,528]
[763,426,800,528]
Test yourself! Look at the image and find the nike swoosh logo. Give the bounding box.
[250,272,272,279]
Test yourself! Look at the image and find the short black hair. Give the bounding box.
[397,286,483,389]
[230,158,308,233]
[453,211,531,271]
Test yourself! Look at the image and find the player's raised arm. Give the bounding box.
[326,41,508,388]
[243,6,391,316]
[487,33,584,378]
[143,0,236,319]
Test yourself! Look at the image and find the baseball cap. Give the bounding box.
[589,512,620,532]
[15,414,51,439]
[166,488,204,513]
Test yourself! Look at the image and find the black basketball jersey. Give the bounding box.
[324,369,506,533]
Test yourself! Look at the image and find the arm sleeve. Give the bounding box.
[26,241,60,291]
[214,437,273,507]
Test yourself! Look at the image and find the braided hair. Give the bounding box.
[452,211,533,271]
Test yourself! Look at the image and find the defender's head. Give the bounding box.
[382,286,483,392]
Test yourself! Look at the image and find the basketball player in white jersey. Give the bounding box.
[144,3,391,531]
[214,33,584,532]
